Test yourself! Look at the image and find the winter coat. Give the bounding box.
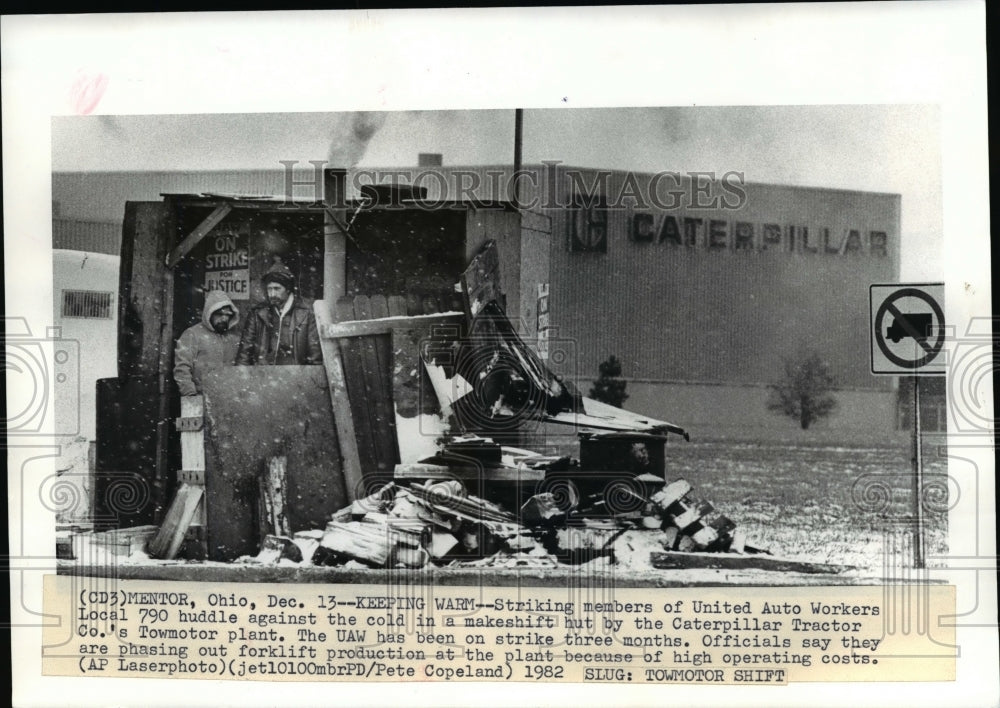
[235,295,322,366]
[173,290,241,396]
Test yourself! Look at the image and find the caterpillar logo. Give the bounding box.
[567,194,608,253]
[630,212,889,257]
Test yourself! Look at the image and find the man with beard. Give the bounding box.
[236,259,322,366]
[173,290,241,396]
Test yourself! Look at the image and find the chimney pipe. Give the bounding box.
[418,153,443,167]
[323,168,348,318]
[513,109,523,209]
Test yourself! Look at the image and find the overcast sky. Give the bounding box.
[51,105,941,279]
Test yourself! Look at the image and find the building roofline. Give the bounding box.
[52,165,904,199]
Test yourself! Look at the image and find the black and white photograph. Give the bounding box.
[5,5,994,708]
[48,106,948,579]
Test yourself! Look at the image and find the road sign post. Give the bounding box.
[911,374,923,568]
[870,283,945,570]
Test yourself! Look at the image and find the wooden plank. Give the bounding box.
[394,462,545,483]
[319,521,394,567]
[153,202,178,526]
[178,396,207,548]
[258,456,290,538]
[350,296,392,474]
[91,525,158,556]
[669,499,714,531]
[650,480,692,513]
[650,551,849,575]
[313,301,364,506]
[321,312,464,339]
[361,295,400,473]
[147,483,204,560]
[179,396,205,472]
[335,298,378,481]
[387,295,407,317]
[165,203,232,268]
[118,202,170,378]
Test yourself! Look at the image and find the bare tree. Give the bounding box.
[767,351,838,430]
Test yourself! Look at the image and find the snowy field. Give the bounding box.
[658,440,949,573]
[63,440,949,584]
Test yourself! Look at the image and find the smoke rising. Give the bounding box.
[328,111,387,167]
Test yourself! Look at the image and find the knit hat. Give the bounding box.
[262,259,295,290]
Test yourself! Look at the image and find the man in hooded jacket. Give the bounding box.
[236,260,322,366]
[173,290,241,396]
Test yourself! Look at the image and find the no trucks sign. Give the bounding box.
[869,283,946,376]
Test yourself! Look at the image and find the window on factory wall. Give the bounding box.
[896,378,948,432]
[62,290,113,319]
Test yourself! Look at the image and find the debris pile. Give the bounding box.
[245,434,764,570]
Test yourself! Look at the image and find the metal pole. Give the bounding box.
[912,374,925,568]
[323,168,348,320]
[513,108,523,209]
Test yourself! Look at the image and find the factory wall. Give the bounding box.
[533,166,902,442]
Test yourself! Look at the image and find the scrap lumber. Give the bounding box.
[678,512,737,552]
[146,484,204,560]
[319,520,395,567]
[313,301,364,502]
[444,435,502,465]
[148,396,207,560]
[89,525,158,557]
[553,520,625,551]
[353,295,399,473]
[179,399,207,559]
[329,297,466,476]
[452,552,560,569]
[388,489,456,531]
[650,479,714,531]
[334,298,380,483]
[251,535,301,565]
[650,479,691,512]
[408,481,517,527]
[650,551,849,575]
[394,460,546,484]
[320,311,464,339]
[520,494,566,528]
[430,530,460,558]
[257,456,291,539]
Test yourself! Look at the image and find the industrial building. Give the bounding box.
[51,162,938,446]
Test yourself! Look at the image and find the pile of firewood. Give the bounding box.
[247,443,765,570]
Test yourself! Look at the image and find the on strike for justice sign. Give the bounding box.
[870,283,946,375]
[204,231,250,298]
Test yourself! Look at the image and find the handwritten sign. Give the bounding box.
[204,232,249,297]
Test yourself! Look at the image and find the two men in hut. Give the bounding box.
[173,259,321,395]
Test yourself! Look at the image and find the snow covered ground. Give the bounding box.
[62,441,947,580]
[658,440,949,573]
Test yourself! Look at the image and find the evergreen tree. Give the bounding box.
[589,355,629,408]
[767,351,838,429]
